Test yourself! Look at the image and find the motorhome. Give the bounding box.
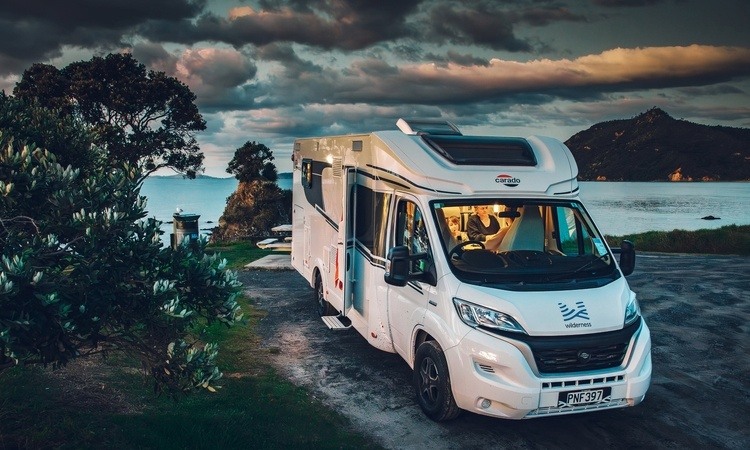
[290,119,651,420]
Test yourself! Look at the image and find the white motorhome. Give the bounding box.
[291,119,651,420]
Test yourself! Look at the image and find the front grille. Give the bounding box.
[535,342,628,373]
[496,317,641,375]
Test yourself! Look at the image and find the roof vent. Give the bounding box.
[396,118,462,136]
[423,135,538,166]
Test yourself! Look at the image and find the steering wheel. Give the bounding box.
[448,240,485,260]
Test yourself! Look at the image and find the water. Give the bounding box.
[140,176,238,242]
[141,177,750,241]
[579,182,750,236]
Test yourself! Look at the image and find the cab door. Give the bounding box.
[387,197,435,358]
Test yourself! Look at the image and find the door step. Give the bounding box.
[321,315,352,330]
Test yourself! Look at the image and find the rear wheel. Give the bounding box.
[413,340,461,421]
[314,272,336,316]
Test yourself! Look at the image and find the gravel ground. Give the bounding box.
[239,252,749,449]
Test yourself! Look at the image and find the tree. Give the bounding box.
[13,53,206,178]
[214,141,289,241]
[0,125,242,395]
[226,141,278,183]
[214,182,290,240]
[0,93,95,172]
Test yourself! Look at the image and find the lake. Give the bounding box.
[140,176,239,243]
[141,177,750,241]
[578,182,750,235]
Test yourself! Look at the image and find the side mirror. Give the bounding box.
[384,246,411,286]
[619,240,636,276]
[384,246,435,286]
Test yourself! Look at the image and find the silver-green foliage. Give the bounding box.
[0,138,242,395]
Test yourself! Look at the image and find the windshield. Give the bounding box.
[431,200,617,287]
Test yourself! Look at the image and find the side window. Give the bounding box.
[301,159,313,189]
[395,200,431,273]
[354,186,391,258]
[555,206,593,255]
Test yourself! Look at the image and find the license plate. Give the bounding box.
[558,387,611,406]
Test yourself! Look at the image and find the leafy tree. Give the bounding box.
[13,53,206,179]
[0,93,95,172]
[214,182,290,241]
[213,141,288,241]
[0,130,242,395]
[226,141,278,183]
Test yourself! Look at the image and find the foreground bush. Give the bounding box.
[0,138,242,395]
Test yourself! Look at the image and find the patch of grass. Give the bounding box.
[0,361,378,449]
[0,243,381,449]
[606,224,750,255]
[206,240,275,270]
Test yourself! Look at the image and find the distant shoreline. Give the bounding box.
[605,225,749,256]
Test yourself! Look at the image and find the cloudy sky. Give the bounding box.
[1,0,749,175]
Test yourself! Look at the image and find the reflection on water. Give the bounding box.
[580,182,750,236]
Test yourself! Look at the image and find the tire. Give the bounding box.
[413,340,461,421]
[314,272,336,316]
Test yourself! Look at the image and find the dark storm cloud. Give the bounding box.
[593,0,663,7]
[519,6,586,26]
[424,51,491,67]
[0,0,205,28]
[131,42,180,74]
[0,0,600,77]
[422,3,532,51]
[135,0,590,53]
[0,0,206,73]
[419,1,584,52]
[677,84,746,96]
[251,43,348,106]
[140,0,423,50]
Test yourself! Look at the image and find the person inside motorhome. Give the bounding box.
[467,205,508,251]
[447,215,462,241]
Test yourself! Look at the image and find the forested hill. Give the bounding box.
[564,108,750,181]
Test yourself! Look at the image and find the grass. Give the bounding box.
[605,224,750,256]
[205,239,275,270]
[0,240,380,450]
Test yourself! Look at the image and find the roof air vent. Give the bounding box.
[396,118,462,136]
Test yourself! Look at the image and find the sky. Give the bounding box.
[0,0,748,176]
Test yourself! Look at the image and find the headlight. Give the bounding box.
[624,293,641,326]
[453,298,526,334]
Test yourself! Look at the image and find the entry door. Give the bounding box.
[387,197,432,357]
[341,167,357,316]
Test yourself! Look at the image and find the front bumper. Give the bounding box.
[443,321,652,419]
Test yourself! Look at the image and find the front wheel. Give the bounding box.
[413,340,461,421]
[314,272,336,316]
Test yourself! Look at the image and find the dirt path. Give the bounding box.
[238,253,749,449]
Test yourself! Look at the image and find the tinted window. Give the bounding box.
[354,185,391,258]
[395,200,431,274]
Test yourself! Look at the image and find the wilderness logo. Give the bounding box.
[558,301,592,328]
[495,173,521,187]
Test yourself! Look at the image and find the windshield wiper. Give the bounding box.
[546,254,611,282]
